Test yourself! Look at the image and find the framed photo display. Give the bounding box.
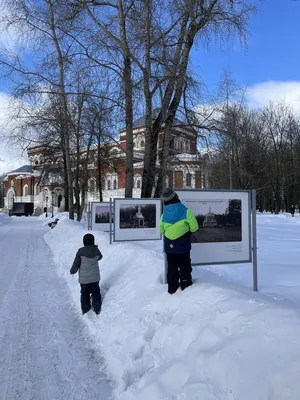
[176,189,252,265]
[113,198,162,242]
[91,202,113,232]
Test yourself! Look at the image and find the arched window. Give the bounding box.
[107,180,111,190]
[34,183,39,196]
[180,141,183,152]
[7,190,15,209]
[140,140,145,148]
[113,179,117,190]
[89,179,96,193]
[186,173,192,187]
[137,180,141,189]
[23,184,29,197]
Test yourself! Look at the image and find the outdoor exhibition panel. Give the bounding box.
[113,198,162,242]
[177,189,251,265]
[91,202,112,232]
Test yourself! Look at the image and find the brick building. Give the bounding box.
[3,115,206,214]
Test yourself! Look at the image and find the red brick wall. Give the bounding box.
[195,171,202,189]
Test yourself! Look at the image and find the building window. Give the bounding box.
[34,183,40,196]
[186,173,192,187]
[107,180,111,190]
[23,184,29,197]
[137,180,141,189]
[11,180,14,187]
[89,179,96,193]
[113,179,117,190]
[140,140,145,148]
[180,141,183,152]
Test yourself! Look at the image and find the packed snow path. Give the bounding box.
[0,217,112,400]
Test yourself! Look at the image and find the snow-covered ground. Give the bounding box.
[3,213,300,399]
[42,212,300,400]
[0,212,11,225]
[0,218,111,400]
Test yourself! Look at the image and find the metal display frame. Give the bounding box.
[109,198,113,244]
[113,197,162,243]
[90,201,112,232]
[163,189,258,291]
[87,201,92,230]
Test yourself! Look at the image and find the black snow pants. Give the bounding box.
[166,252,192,294]
[80,282,102,314]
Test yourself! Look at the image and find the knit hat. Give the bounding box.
[83,233,95,246]
[162,187,178,202]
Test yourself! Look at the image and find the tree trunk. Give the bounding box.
[118,0,133,198]
[48,0,74,219]
[155,22,198,196]
[142,14,189,197]
[141,0,153,198]
[97,134,103,202]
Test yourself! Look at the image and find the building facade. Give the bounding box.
[3,115,206,214]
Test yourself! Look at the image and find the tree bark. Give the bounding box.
[48,0,74,219]
[118,0,134,198]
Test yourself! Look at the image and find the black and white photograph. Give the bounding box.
[95,205,112,224]
[179,190,251,266]
[119,204,156,229]
[189,199,242,243]
[113,198,162,242]
[91,202,112,232]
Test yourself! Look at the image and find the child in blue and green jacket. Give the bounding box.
[160,188,199,294]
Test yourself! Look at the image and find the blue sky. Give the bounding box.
[191,0,300,92]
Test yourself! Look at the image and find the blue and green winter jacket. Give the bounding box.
[160,202,199,254]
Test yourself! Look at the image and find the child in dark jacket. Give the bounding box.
[70,233,103,314]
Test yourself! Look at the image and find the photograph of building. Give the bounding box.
[119,204,156,229]
[95,205,111,224]
[189,199,242,243]
[3,112,206,214]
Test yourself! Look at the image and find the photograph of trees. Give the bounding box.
[119,204,156,229]
[95,205,112,224]
[190,199,242,243]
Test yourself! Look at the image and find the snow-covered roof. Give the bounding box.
[7,165,34,175]
[176,153,200,161]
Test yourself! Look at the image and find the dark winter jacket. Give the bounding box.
[70,245,103,284]
[160,201,199,254]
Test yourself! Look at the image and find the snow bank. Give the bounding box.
[40,211,88,227]
[0,212,11,225]
[45,219,300,400]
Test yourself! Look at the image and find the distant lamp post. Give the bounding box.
[51,191,54,218]
[45,195,48,217]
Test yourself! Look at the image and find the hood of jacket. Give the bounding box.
[162,202,187,224]
[79,245,100,258]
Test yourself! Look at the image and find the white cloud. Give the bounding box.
[246,81,300,111]
[0,0,28,52]
[0,92,27,175]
